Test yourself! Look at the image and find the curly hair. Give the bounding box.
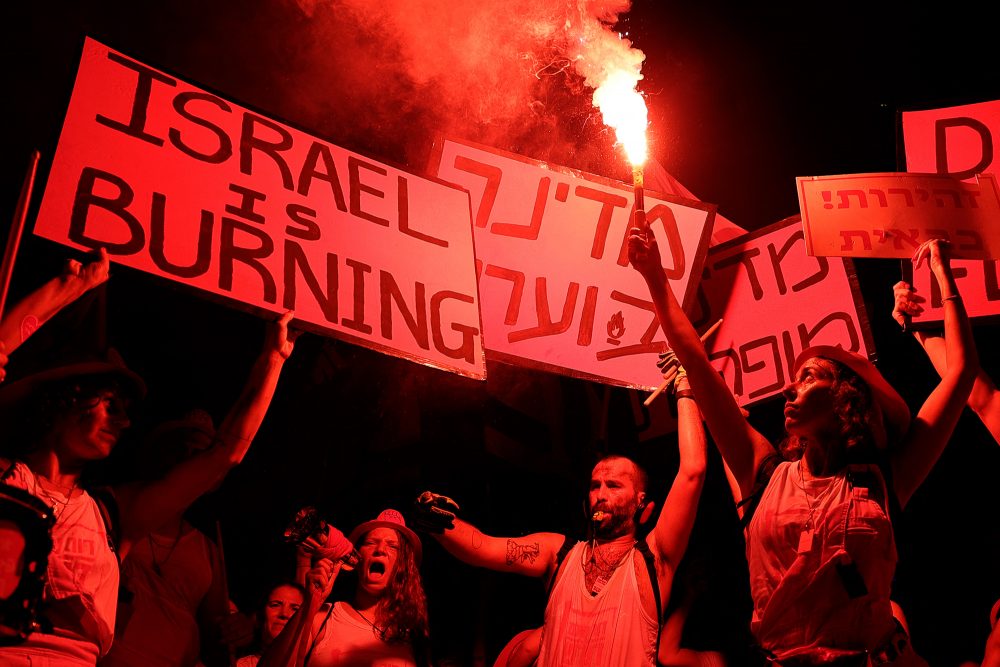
[371,528,429,646]
[780,357,878,462]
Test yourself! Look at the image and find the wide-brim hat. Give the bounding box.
[348,509,422,565]
[793,345,910,449]
[0,347,146,411]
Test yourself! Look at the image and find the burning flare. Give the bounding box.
[592,68,648,166]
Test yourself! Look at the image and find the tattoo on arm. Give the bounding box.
[505,539,540,566]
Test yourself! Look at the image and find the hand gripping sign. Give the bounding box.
[34,38,485,379]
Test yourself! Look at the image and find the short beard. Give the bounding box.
[593,504,637,539]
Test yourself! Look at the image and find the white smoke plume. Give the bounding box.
[278,0,645,175]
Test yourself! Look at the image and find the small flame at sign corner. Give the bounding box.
[592,69,648,166]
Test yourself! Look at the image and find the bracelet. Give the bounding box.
[941,294,962,303]
[674,389,696,401]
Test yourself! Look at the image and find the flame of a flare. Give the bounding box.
[592,69,648,166]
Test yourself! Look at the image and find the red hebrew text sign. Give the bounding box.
[903,99,1000,324]
[35,38,485,379]
[797,172,1000,260]
[687,216,873,406]
[431,137,716,390]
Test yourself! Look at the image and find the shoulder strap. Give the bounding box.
[545,535,572,599]
[89,485,122,564]
[634,540,662,625]
[738,453,784,530]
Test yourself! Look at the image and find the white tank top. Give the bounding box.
[537,541,657,667]
[305,601,417,667]
[746,460,897,658]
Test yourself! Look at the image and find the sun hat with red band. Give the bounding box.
[793,345,911,449]
[348,509,422,564]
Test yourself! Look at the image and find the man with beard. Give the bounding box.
[415,369,709,666]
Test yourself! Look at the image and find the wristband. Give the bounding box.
[674,389,696,401]
[941,294,962,303]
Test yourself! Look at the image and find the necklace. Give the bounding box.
[796,462,821,554]
[32,471,78,519]
[354,606,385,639]
[582,539,635,595]
[149,523,184,576]
[797,462,818,530]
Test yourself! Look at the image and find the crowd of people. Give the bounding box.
[0,229,998,667]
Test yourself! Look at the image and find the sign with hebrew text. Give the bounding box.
[34,37,486,378]
[902,99,1000,324]
[797,172,1000,260]
[431,137,716,390]
[687,216,873,406]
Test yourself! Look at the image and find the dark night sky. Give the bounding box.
[3,1,999,664]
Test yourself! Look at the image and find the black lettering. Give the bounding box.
[398,175,447,247]
[285,204,321,241]
[348,156,389,227]
[95,51,175,147]
[379,271,428,349]
[170,91,233,164]
[430,290,478,362]
[283,241,338,323]
[341,259,373,334]
[225,184,267,224]
[240,113,294,190]
[297,142,348,212]
[218,217,276,303]
[69,167,145,255]
[935,117,994,180]
[149,192,213,278]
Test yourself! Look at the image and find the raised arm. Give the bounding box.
[646,371,706,610]
[259,558,340,667]
[890,240,978,507]
[117,311,297,554]
[0,249,109,359]
[895,286,1000,445]
[629,228,773,499]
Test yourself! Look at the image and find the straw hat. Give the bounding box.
[348,509,422,564]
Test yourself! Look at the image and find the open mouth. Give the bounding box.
[367,561,387,580]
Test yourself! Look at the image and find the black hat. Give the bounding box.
[0,347,146,412]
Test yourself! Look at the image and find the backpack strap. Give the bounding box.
[544,534,572,599]
[634,540,662,625]
[738,453,784,530]
[88,485,122,565]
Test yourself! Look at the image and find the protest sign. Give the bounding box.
[35,37,485,378]
[797,172,1000,260]
[902,99,1000,324]
[689,216,873,405]
[431,137,715,390]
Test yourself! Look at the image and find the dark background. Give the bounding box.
[3,1,999,664]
